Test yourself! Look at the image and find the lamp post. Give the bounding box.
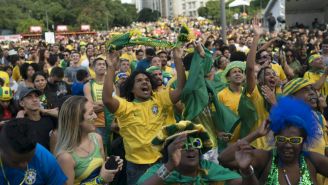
[220,0,227,44]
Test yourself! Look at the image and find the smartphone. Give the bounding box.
[105,155,118,170]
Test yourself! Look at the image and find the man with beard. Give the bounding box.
[103,46,186,185]
[146,66,164,90]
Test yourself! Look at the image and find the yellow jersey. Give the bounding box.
[304,71,328,97]
[114,90,173,164]
[218,87,242,142]
[90,80,105,127]
[271,63,287,82]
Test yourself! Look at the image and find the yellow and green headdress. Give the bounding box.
[221,61,246,83]
[283,78,312,96]
[146,66,161,74]
[177,23,196,43]
[308,54,321,64]
[152,121,213,154]
[0,87,13,101]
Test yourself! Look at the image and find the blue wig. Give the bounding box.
[269,96,320,146]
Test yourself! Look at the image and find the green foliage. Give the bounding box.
[0,0,138,33]
[137,8,161,22]
[198,0,270,24]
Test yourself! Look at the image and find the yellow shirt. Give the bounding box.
[163,65,175,76]
[248,86,270,150]
[0,71,10,87]
[90,81,105,127]
[114,90,173,164]
[271,63,287,82]
[88,68,96,79]
[12,65,21,82]
[218,87,242,143]
[304,71,328,97]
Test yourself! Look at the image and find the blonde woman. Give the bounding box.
[55,96,122,184]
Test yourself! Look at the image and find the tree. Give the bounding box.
[198,7,209,18]
[137,8,160,22]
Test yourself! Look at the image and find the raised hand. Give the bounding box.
[235,140,254,170]
[252,17,264,36]
[165,134,187,171]
[173,46,184,60]
[261,85,277,105]
[256,120,271,137]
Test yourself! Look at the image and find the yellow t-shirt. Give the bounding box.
[304,71,328,97]
[114,90,173,164]
[90,81,105,127]
[88,68,96,79]
[247,86,270,150]
[0,71,10,87]
[218,87,242,142]
[12,65,21,82]
[163,66,175,76]
[271,63,287,82]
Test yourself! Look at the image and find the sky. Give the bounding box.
[121,0,133,3]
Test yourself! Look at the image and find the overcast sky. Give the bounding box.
[121,0,133,3]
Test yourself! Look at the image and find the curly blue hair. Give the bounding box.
[269,96,321,146]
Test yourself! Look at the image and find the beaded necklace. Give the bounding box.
[265,151,313,185]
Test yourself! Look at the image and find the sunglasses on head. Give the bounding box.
[182,137,203,150]
[275,136,303,145]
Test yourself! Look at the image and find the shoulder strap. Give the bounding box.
[89,79,96,101]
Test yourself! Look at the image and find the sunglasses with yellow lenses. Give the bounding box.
[275,136,303,145]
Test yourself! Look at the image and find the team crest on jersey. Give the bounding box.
[152,104,159,115]
[24,169,37,185]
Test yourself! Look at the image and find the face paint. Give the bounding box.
[182,137,203,150]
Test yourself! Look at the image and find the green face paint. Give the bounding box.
[182,137,203,150]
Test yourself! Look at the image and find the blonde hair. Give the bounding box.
[55,96,88,155]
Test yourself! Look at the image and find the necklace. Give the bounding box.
[0,157,28,185]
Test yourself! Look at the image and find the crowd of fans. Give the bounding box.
[1,16,328,184]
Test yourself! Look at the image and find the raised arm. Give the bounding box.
[308,151,328,177]
[169,46,186,104]
[218,120,270,169]
[102,52,120,113]
[312,68,328,91]
[246,18,263,94]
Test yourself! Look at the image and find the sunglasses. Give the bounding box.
[182,137,203,150]
[275,136,303,145]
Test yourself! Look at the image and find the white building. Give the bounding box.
[130,0,208,18]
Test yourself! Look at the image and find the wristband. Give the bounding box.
[156,164,171,180]
[239,165,254,178]
[96,176,105,184]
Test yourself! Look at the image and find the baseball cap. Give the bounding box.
[18,87,42,101]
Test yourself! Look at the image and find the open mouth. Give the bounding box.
[141,87,150,94]
[268,79,276,86]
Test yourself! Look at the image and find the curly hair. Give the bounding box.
[120,70,157,102]
[269,96,321,146]
[19,62,39,80]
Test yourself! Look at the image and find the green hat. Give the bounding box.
[283,78,312,95]
[308,54,321,64]
[146,66,161,74]
[152,121,213,154]
[221,61,246,83]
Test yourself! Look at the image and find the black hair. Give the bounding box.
[220,46,230,54]
[8,54,19,66]
[0,118,37,153]
[120,70,157,102]
[3,65,13,72]
[182,53,194,71]
[228,44,237,53]
[135,49,144,55]
[76,69,88,82]
[204,40,213,49]
[322,38,328,45]
[0,78,4,87]
[230,51,247,62]
[145,48,156,57]
[32,71,47,83]
[92,57,108,68]
[50,66,64,78]
[20,63,39,80]
[48,54,58,67]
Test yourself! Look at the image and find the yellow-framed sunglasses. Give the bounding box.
[275,136,303,145]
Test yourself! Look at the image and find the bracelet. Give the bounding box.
[239,165,254,178]
[156,164,171,180]
[96,176,105,184]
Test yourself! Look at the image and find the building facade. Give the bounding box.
[131,0,208,18]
